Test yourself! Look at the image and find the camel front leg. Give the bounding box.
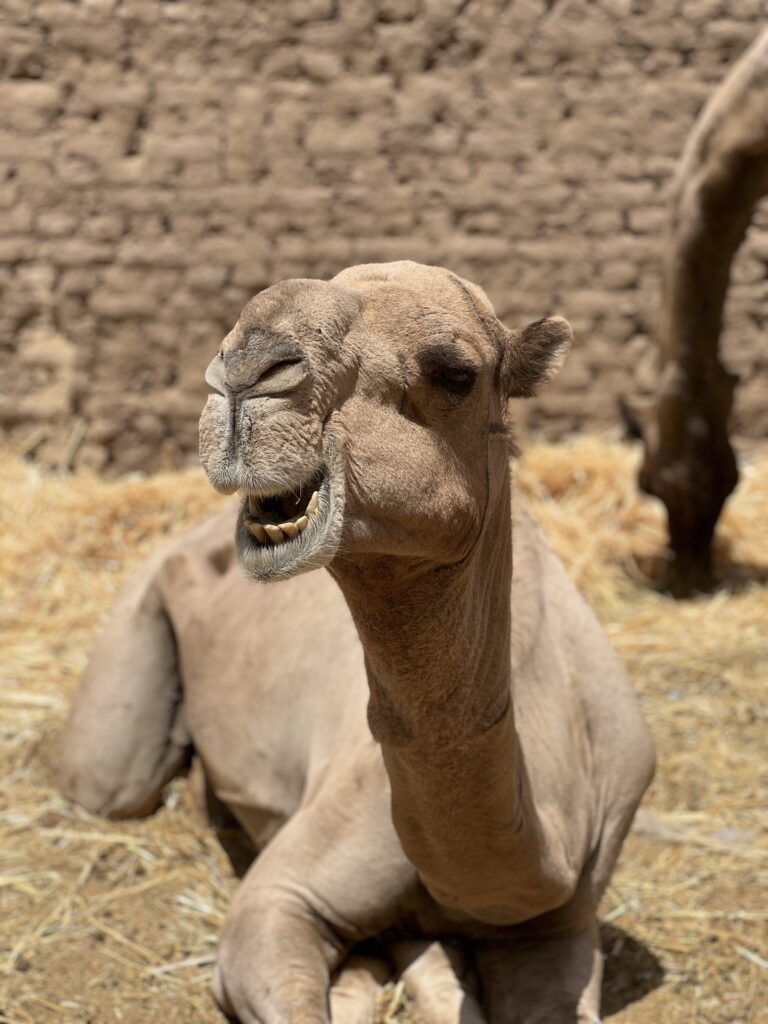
[212,742,421,1024]
[212,890,339,1024]
[214,889,487,1024]
[209,746,498,1024]
[218,942,391,1024]
[476,919,603,1024]
[60,552,191,818]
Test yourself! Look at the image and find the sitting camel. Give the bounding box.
[61,262,655,1023]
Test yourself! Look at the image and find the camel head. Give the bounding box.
[199,261,571,581]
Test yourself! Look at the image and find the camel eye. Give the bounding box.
[431,364,477,398]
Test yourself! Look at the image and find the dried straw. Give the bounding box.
[1,437,766,1023]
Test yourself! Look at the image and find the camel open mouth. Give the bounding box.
[240,468,325,545]
[235,466,343,581]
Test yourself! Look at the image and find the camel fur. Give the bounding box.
[62,261,655,1023]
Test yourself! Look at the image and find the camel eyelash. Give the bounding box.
[419,342,479,399]
[429,362,477,398]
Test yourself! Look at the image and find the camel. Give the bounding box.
[623,28,768,594]
[61,261,655,1023]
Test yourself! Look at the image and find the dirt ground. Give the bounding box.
[1,436,766,1024]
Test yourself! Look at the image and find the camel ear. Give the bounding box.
[504,316,573,398]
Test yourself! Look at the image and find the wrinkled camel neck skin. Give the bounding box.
[332,455,581,924]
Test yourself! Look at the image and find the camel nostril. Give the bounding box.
[227,350,309,398]
[258,357,305,385]
[220,332,308,396]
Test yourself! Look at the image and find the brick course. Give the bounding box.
[0,0,766,473]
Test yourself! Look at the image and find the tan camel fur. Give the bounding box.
[62,262,655,1023]
[624,28,768,593]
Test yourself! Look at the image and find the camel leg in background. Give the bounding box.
[627,29,768,593]
[60,551,191,818]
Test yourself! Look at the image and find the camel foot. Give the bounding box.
[214,925,485,1024]
[391,940,487,1023]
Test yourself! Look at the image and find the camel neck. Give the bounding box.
[331,471,568,923]
[335,492,513,749]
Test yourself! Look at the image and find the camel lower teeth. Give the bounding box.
[247,522,267,542]
[246,511,312,545]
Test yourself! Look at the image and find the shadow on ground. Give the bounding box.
[629,546,768,598]
[600,923,664,1016]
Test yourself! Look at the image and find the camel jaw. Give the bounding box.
[234,467,344,582]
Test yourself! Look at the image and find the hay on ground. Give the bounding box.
[1,436,766,1023]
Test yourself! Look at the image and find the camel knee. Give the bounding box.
[213,884,341,1024]
[60,742,172,819]
[214,928,331,1024]
[60,693,191,819]
[60,772,161,819]
[60,553,192,819]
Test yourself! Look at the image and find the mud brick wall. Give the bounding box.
[1,0,767,473]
